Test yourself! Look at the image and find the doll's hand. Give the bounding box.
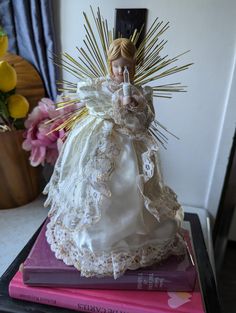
[122,96,138,110]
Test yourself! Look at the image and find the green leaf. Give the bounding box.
[13,118,25,130]
[0,98,9,120]
[0,26,6,36]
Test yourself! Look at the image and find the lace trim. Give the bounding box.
[44,121,181,231]
[132,133,181,222]
[44,121,121,229]
[46,220,185,279]
[43,109,183,278]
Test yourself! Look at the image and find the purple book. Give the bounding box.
[23,219,196,291]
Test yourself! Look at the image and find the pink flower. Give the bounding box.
[22,98,78,167]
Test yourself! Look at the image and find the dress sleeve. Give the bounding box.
[140,85,155,127]
[76,77,115,117]
[76,77,104,105]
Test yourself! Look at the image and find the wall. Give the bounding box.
[51,0,236,219]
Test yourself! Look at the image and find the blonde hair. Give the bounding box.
[107,38,136,75]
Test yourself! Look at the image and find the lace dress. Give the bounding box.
[43,77,185,279]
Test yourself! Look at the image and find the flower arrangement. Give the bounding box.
[22,97,71,167]
[0,26,79,167]
[0,27,30,131]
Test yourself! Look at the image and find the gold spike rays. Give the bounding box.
[56,107,89,132]
[49,7,192,138]
[46,105,89,136]
[55,7,192,98]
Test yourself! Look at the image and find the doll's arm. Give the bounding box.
[123,86,154,128]
[113,86,155,131]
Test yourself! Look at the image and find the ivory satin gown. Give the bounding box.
[44,77,185,278]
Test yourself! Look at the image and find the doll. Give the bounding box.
[44,38,185,279]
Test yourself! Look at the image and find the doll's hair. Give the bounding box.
[107,38,136,75]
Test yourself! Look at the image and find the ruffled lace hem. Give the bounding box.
[46,220,185,279]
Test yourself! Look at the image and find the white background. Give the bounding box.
[51,0,236,221]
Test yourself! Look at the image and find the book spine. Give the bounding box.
[23,270,195,291]
[9,282,168,313]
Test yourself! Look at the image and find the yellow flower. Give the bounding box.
[0,33,8,57]
[7,94,29,119]
[0,61,17,92]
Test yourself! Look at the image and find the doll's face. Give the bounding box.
[111,57,135,84]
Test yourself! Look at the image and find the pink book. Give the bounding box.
[9,271,205,313]
[22,219,196,291]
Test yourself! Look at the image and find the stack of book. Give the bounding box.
[7,219,206,313]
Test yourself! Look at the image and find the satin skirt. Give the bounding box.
[44,115,184,278]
